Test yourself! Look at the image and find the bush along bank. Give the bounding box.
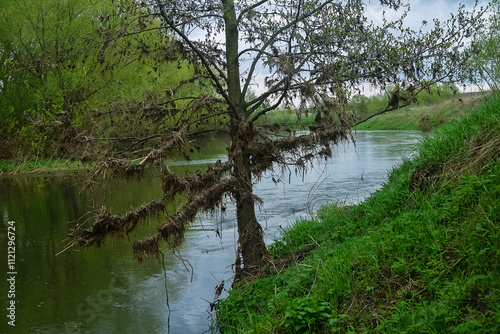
[215,94,500,333]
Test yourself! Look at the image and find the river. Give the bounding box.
[0,130,423,333]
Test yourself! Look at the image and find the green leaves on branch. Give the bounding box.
[0,0,196,159]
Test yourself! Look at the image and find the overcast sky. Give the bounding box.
[367,0,489,29]
[364,0,489,95]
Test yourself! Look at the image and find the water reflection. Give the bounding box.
[0,131,422,333]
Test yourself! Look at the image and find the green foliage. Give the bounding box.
[348,94,389,121]
[258,83,460,131]
[0,0,197,159]
[254,107,317,130]
[0,158,88,174]
[284,299,335,332]
[354,92,484,131]
[216,94,500,333]
[471,0,500,90]
[348,84,460,125]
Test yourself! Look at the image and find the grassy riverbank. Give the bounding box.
[257,92,486,132]
[0,158,90,175]
[354,93,486,131]
[215,94,500,333]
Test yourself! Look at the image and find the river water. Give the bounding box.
[0,131,423,334]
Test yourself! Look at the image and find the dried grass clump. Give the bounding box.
[443,130,500,179]
[410,130,500,191]
[409,163,441,192]
[141,127,189,164]
[247,119,352,180]
[71,199,166,248]
[161,160,232,199]
[83,128,189,190]
[84,158,145,189]
[131,179,238,262]
[132,236,160,263]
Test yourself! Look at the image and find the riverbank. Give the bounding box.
[215,94,500,333]
[2,93,484,175]
[257,92,487,132]
[0,158,91,175]
[354,93,487,131]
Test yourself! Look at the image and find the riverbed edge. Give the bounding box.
[354,93,487,131]
[0,158,93,175]
[215,94,500,333]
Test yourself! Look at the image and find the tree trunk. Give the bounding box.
[230,126,270,282]
[222,0,270,282]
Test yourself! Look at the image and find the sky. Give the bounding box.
[187,0,490,97]
[363,0,489,95]
[240,0,490,97]
[159,1,491,97]
[366,0,488,28]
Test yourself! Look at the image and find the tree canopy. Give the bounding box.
[68,0,486,281]
[0,0,197,159]
[471,0,500,91]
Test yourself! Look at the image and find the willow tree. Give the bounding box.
[0,0,181,159]
[71,0,485,280]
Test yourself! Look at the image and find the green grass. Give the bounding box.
[257,93,486,132]
[0,158,90,174]
[215,94,500,333]
[255,108,317,130]
[355,94,485,131]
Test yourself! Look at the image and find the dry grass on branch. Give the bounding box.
[70,199,166,248]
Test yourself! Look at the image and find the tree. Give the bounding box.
[0,0,185,159]
[70,0,485,282]
[471,0,500,91]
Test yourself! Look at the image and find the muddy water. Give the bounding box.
[0,131,422,333]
